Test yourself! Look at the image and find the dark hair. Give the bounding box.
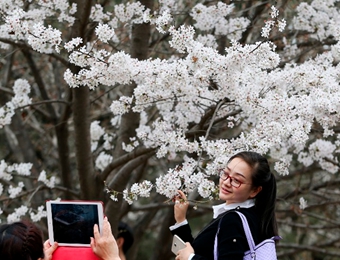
[228,151,278,241]
[117,222,134,254]
[0,220,44,260]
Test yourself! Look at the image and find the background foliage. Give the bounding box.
[1,0,340,259]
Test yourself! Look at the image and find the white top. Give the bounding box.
[170,199,256,260]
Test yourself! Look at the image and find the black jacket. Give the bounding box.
[171,206,260,260]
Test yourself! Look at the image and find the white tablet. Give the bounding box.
[46,200,104,247]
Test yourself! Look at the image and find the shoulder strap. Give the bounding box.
[234,211,256,251]
[213,210,255,260]
[213,213,223,260]
[213,210,235,260]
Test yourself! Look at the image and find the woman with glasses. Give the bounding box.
[170,151,278,260]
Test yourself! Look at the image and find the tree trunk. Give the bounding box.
[106,0,154,221]
[69,0,102,200]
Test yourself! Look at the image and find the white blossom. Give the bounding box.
[7,205,29,223]
[198,179,217,199]
[271,6,279,18]
[27,23,62,53]
[154,9,173,34]
[38,170,56,188]
[95,23,117,43]
[0,160,12,180]
[91,121,105,141]
[90,4,111,23]
[299,197,308,210]
[8,182,24,198]
[30,206,47,222]
[169,25,195,53]
[261,20,275,38]
[12,162,33,176]
[278,19,287,32]
[64,37,83,52]
[95,152,113,171]
[110,194,118,201]
[0,79,31,128]
[103,134,114,150]
[114,2,146,23]
[110,96,133,115]
[130,180,153,198]
[123,188,136,205]
[274,161,290,176]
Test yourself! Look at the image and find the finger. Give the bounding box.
[49,242,58,253]
[43,240,50,248]
[90,237,95,248]
[102,217,111,237]
[93,224,100,239]
[52,241,58,249]
[177,190,187,200]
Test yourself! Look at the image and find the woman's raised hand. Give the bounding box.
[173,190,190,223]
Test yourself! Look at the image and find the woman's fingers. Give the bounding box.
[102,217,111,237]
[93,223,100,238]
[175,190,187,201]
[178,190,187,200]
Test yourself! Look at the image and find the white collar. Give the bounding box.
[212,199,255,219]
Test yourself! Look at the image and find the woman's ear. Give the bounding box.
[250,186,262,198]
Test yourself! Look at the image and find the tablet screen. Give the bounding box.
[46,201,104,246]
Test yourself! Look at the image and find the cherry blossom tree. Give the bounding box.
[0,0,340,259]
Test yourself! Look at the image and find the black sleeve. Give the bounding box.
[170,223,194,244]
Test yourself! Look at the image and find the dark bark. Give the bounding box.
[69,0,103,200]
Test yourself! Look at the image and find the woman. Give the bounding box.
[170,151,278,260]
[0,217,121,260]
[0,220,58,260]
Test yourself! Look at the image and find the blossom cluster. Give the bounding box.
[0,160,33,181]
[190,2,249,41]
[1,0,76,51]
[1,0,340,213]
[38,170,56,188]
[0,79,32,128]
[64,3,340,199]
[293,1,340,41]
[261,6,286,38]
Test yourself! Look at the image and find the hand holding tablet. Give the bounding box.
[90,217,120,260]
[46,200,104,247]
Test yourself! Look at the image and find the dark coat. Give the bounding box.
[171,206,260,260]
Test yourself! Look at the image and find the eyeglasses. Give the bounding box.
[219,169,245,188]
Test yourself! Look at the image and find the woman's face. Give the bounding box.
[219,157,261,204]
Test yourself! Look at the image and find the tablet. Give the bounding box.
[171,235,186,255]
[46,200,104,247]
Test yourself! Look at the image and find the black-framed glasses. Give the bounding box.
[219,169,244,188]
